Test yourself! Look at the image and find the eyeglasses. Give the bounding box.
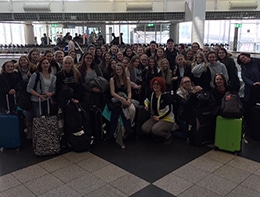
[183,80,191,84]
[153,82,160,86]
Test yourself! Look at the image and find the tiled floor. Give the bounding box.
[1,136,260,197]
[1,150,260,197]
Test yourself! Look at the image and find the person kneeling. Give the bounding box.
[141,77,175,145]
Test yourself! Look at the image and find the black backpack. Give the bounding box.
[220,92,243,118]
[65,102,94,152]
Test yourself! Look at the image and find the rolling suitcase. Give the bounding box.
[214,116,242,153]
[0,95,21,151]
[32,99,61,156]
[189,111,215,146]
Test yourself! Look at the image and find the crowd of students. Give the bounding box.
[0,38,260,149]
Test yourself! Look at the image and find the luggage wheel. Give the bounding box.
[214,146,219,151]
[0,147,4,152]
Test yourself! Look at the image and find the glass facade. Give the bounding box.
[0,20,260,52]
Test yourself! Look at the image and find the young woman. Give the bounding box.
[172,54,192,92]
[155,47,165,65]
[27,57,56,117]
[109,63,135,148]
[143,57,160,99]
[158,58,173,93]
[116,51,124,63]
[44,50,60,75]
[211,73,233,113]
[184,48,194,64]
[142,77,175,144]
[218,48,240,93]
[191,52,211,91]
[98,51,111,76]
[28,48,40,68]
[123,46,135,60]
[103,59,117,81]
[174,76,202,139]
[78,52,104,107]
[56,56,83,107]
[68,50,78,64]
[94,47,102,65]
[125,55,142,101]
[16,56,36,139]
[207,51,229,88]
[122,56,130,69]
[0,61,20,114]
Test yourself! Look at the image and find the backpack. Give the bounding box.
[195,90,215,113]
[65,102,94,152]
[220,92,243,118]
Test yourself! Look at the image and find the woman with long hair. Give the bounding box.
[15,56,36,139]
[44,50,60,75]
[27,57,56,118]
[78,52,104,107]
[125,55,142,97]
[28,48,40,68]
[56,56,82,107]
[109,63,135,148]
[191,52,211,91]
[155,47,165,65]
[158,58,173,92]
[218,48,240,93]
[0,61,20,114]
[207,51,229,88]
[143,57,160,98]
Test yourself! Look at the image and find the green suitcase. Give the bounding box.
[214,116,242,153]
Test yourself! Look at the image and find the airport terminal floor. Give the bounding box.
[1,54,260,197]
[1,128,260,197]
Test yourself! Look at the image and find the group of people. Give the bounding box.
[0,38,259,149]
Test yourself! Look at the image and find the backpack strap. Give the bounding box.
[33,72,42,94]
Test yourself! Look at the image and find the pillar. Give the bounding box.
[24,23,35,45]
[191,0,206,47]
[169,22,179,44]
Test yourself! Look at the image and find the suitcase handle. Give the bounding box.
[6,94,10,114]
[38,97,51,116]
[5,94,16,114]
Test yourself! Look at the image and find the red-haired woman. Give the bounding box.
[142,77,175,144]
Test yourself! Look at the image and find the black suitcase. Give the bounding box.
[65,102,94,152]
[89,105,103,141]
[249,104,260,140]
[134,105,150,135]
[189,110,215,146]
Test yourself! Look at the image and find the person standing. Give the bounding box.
[67,35,75,53]
[27,57,56,118]
[165,38,178,70]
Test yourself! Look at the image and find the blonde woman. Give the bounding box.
[56,56,82,107]
[191,52,211,91]
[158,58,173,92]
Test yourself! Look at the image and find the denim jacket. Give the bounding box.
[27,72,56,102]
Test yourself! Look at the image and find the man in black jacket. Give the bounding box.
[165,38,178,70]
